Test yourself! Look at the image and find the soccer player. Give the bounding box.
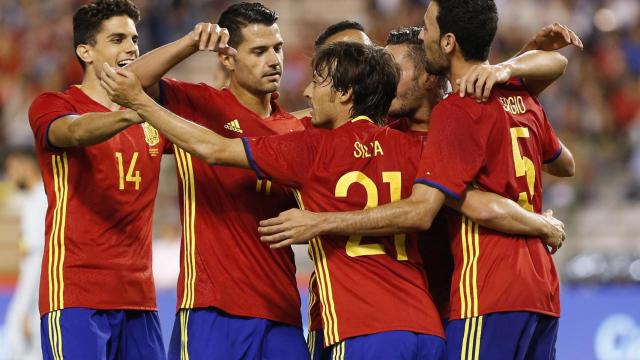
[257,1,577,358]
[27,0,166,359]
[385,27,454,327]
[382,22,580,323]
[120,3,308,359]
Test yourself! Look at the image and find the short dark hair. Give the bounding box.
[433,0,497,61]
[313,42,398,125]
[217,2,279,48]
[386,27,426,72]
[315,20,365,49]
[386,26,448,94]
[73,0,140,68]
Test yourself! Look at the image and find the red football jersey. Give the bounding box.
[387,119,454,320]
[244,116,444,346]
[29,86,166,315]
[415,81,562,320]
[386,118,453,319]
[160,79,304,326]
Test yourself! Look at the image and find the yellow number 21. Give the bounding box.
[115,152,142,190]
[335,171,408,260]
[510,127,535,211]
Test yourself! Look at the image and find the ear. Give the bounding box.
[76,45,92,66]
[219,52,235,72]
[440,33,456,56]
[418,71,432,88]
[337,87,353,104]
[423,73,439,89]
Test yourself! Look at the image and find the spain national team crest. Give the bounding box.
[142,122,160,146]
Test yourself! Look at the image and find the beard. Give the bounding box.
[388,103,409,118]
[389,80,423,118]
[424,44,449,76]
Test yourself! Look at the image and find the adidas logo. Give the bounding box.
[224,119,243,133]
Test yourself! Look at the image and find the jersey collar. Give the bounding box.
[351,115,374,123]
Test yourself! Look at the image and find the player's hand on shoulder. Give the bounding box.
[191,22,237,56]
[541,209,566,254]
[456,63,511,103]
[531,23,583,52]
[258,209,323,248]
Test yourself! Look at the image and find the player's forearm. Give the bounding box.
[317,200,429,237]
[319,186,444,236]
[453,190,552,237]
[48,111,139,147]
[126,34,198,88]
[502,50,567,82]
[131,94,248,167]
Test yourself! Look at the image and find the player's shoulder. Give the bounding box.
[377,124,424,146]
[31,89,74,104]
[160,77,221,99]
[435,93,485,120]
[29,89,76,116]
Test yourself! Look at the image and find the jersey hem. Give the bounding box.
[324,325,445,347]
[448,307,560,321]
[177,304,302,328]
[40,304,157,317]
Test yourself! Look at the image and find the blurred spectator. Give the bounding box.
[0,148,46,360]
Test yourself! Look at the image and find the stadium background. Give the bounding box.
[0,0,639,358]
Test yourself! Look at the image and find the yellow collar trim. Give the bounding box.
[351,116,373,123]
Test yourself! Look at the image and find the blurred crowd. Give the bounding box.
[0,0,639,276]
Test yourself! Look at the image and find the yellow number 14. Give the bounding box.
[115,152,142,190]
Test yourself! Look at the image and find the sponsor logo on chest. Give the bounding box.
[224,119,244,133]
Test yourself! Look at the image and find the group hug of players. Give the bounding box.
[28,0,583,359]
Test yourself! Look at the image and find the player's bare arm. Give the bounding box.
[544,141,575,177]
[47,110,143,148]
[101,63,248,168]
[448,190,565,252]
[519,23,583,55]
[260,185,565,252]
[515,22,583,95]
[458,49,568,102]
[126,22,236,98]
[259,184,444,247]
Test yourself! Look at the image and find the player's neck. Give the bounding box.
[228,81,272,119]
[449,58,489,94]
[80,70,123,111]
[410,104,431,131]
[409,118,429,132]
[332,107,354,129]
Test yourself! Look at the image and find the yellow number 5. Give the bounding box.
[510,127,535,211]
[115,152,142,190]
[335,171,408,260]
